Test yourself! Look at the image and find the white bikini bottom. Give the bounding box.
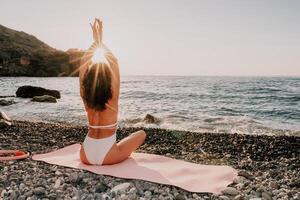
[82,132,116,165]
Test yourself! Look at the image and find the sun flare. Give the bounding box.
[92,47,107,63]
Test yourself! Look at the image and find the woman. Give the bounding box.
[79,18,146,165]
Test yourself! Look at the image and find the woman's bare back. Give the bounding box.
[79,18,146,165]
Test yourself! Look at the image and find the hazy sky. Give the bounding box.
[1,0,299,76]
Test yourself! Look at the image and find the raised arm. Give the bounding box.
[91,18,103,46]
[91,18,120,82]
[79,18,120,97]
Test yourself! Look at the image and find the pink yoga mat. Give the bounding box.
[32,144,237,193]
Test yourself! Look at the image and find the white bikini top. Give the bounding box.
[87,101,118,129]
[88,122,118,129]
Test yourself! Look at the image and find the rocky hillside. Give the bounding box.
[0,24,83,77]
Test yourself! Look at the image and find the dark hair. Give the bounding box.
[82,63,112,111]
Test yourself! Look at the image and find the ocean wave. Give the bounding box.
[118,114,299,136]
[120,116,300,136]
[1,76,299,136]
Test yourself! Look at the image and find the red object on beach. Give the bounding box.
[0,150,30,161]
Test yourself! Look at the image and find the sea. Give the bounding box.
[1,76,299,136]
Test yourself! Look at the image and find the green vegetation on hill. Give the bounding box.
[0,24,83,77]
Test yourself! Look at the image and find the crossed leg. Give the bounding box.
[102,130,146,165]
[80,130,146,165]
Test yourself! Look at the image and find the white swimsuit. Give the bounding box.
[83,122,117,165]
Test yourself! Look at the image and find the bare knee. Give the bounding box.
[132,130,146,141]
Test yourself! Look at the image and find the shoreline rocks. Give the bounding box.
[143,113,160,124]
[16,86,61,99]
[0,99,15,106]
[31,95,57,103]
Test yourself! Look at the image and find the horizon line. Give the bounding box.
[2,75,299,78]
[121,74,300,77]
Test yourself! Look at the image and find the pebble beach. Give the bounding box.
[1,1,300,199]
[0,121,299,200]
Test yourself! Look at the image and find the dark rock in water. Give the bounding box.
[31,95,57,103]
[0,99,15,106]
[143,114,159,124]
[16,86,60,99]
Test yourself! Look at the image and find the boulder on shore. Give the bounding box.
[31,95,57,103]
[16,86,60,99]
[0,99,15,106]
[143,114,160,124]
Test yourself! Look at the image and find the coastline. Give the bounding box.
[0,120,299,199]
[1,76,300,137]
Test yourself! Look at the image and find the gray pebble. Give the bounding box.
[137,188,144,196]
[222,187,239,196]
[53,178,61,189]
[175,194,185,200]
[102,193,111,200]
[29,195,38,200]
[48,193,57,199]
[238,170,254,180]
[233,194,244,200]
[85,194,94,200]
[69,172,79,184]
[233,176,246,184]
[95,182,108,193]
[144,190,152,198]
[129,187,137,194]
[19,183,26,191]
[262,192,272,200]
[24,190,33,197]
[235,183,244,190]
[270,181,280,189]
[0,189,7,198]
[94,193,102,200]
[33,187,46,195]
[111,182,131,194]
[17,195,26,200]
[120,194,129,200]
[219,195,230,200]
